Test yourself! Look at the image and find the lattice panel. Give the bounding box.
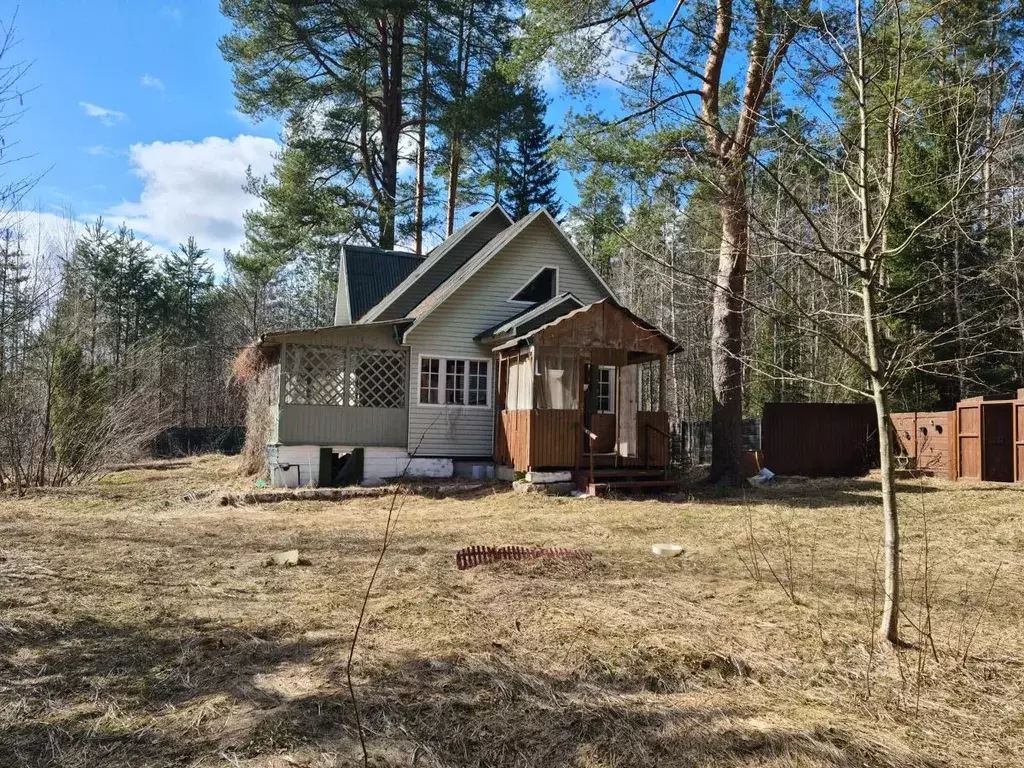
[281,344,406,409]
[350,349,407,409]
[283,345,348,405]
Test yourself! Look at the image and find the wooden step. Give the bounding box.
[586,479,680,496]
[578,468,666,479]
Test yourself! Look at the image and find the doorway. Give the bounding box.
[583,364,616,454]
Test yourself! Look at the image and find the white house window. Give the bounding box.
[510,267,557,303]
[419,356,490,407]
[468,360,489,405]
[420,357,440,404]
[445,359,466,405]
[597,366,615,413]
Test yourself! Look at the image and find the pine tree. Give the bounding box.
[570,167,623,275]
[0,227,30,373]
[160,237,215,424]
[503,82,561,219]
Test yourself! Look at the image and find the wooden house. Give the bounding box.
[255,205,680,492]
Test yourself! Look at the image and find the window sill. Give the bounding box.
[417,402,492,409]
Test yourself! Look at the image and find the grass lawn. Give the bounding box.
[2,455,1023,767]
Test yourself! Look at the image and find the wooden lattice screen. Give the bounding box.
[282,344,406,408]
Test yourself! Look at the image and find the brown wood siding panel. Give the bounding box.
[957,403,982,480]
[1016,403,1024,482]
[500,411,531,471]
[762,403,878,477]
[587,413,616,453]
[530,410,580,468]
[637,411,670,467]
[533,303,670,357]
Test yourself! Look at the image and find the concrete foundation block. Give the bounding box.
[526,470,572,484]
[513,480,575,496]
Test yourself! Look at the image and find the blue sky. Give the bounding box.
[12,2,280,261]
[9,2,626,262]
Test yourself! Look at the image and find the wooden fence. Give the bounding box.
[761,403,879,477]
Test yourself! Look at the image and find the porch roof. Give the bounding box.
[475,292,584,343]
[491,298,681,357]
[258,319,411,347]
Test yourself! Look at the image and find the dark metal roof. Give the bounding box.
[475,293,584,342]
[344,246,425,322]
[359,204,514,323]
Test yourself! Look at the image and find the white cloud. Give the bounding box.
[1,210,86,264]
[108,135,280,255]
[160,5,183,22]
[83,145,111,157]
[140,74,164,91]
[79,101,126,127]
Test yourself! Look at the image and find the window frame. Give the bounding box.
[596,365,616,414]
[417,354,491,408]
[507,265,559,305]
[418,356,441,405]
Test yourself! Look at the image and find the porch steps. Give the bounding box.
[574,468,679,496]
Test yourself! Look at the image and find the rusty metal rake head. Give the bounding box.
[455,545,591,570]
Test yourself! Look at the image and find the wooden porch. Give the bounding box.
[491,300,678,494]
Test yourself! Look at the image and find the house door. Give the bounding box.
[583,364,616,453]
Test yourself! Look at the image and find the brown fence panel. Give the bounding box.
[762,403,878,477]
[1016,403,1024,482]
[637,411,670,467]
[892,413,918,459]
[894,411,955,479]
[917,411,955,479]
[957,402,982,480]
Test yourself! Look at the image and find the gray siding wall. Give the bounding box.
[374,209,511,321]
[277,405,407,446]
[405,216,610,456]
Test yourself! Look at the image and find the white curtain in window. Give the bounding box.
[536,353,579,410]
[506,357,534,410]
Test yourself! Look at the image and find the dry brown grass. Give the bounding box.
[2,456,1022,767]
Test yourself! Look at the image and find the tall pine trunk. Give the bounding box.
[376,15,406,250]
[414,11,429,254]
[709,168,748,484]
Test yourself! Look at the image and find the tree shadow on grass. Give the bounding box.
[623,476,947,510]
[0,614,331,766]
[240,653,943,768]
[1,611,943,767]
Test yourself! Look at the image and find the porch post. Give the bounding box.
[658,354,667,411]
